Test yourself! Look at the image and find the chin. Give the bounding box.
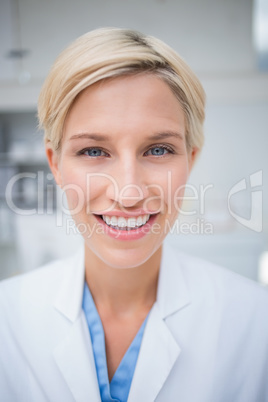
[85,240,162,270]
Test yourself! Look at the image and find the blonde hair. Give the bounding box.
[38,27,205,152]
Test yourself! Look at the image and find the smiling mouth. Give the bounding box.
[100,214,151,230]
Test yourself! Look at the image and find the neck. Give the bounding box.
[84,246,162,318]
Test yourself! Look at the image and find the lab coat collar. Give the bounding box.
[53,241,191,402]
[128,242,191,401]
[54,246,85,322]
[157,241,191,318]
[53,246,101,401]
[54,241,191,323]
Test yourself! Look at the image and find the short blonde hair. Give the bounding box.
[38,27,205,152]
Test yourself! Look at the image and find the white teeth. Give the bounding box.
[118,217,127,228]
[102,214,150,229]
[110,216,117,226]
[136,216,143,226]
[127,218,136,228]
[105,216,111,225]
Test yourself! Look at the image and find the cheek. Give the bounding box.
[60,166,113,213]
[163,164,189,207]
[143,165,188,216]
[59,165,88,213]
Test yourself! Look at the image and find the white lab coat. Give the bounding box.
[0,242,268,402]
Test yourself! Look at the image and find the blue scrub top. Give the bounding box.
[82,282,149,402]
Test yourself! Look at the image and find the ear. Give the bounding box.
[188,147,199,172]
[45,142,62,186]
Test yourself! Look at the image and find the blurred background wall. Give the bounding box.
[0,0,267,283]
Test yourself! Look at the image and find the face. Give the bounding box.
[47,74,197,269]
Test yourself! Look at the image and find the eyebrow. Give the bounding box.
[70,133,110,141]
[69,131,184,142]
[148,131,184,142]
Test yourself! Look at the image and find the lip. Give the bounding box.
[94,213,158,241]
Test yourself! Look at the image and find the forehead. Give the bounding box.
[64,74,185,139]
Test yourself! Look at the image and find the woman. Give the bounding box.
[1,28,268,402]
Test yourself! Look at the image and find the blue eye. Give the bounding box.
[150,147,166,156]
[80,148,108,157]
[145,145,173,156]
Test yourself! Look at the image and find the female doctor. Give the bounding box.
[1,28,268,402]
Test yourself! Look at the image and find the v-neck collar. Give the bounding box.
[82,282,149,402]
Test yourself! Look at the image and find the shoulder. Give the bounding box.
[182,249,266,294]
[164,242,268,315]
[162,243,268,357]
[0,257,65,303]
[0,251,84,399]
[0,250,82,324]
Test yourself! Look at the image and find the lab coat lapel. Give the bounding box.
[53,248,101,402]
[128,242,191,402]
[53,314,101,402]
[128,303,181,402]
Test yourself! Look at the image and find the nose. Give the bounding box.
[106,158,149,208]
